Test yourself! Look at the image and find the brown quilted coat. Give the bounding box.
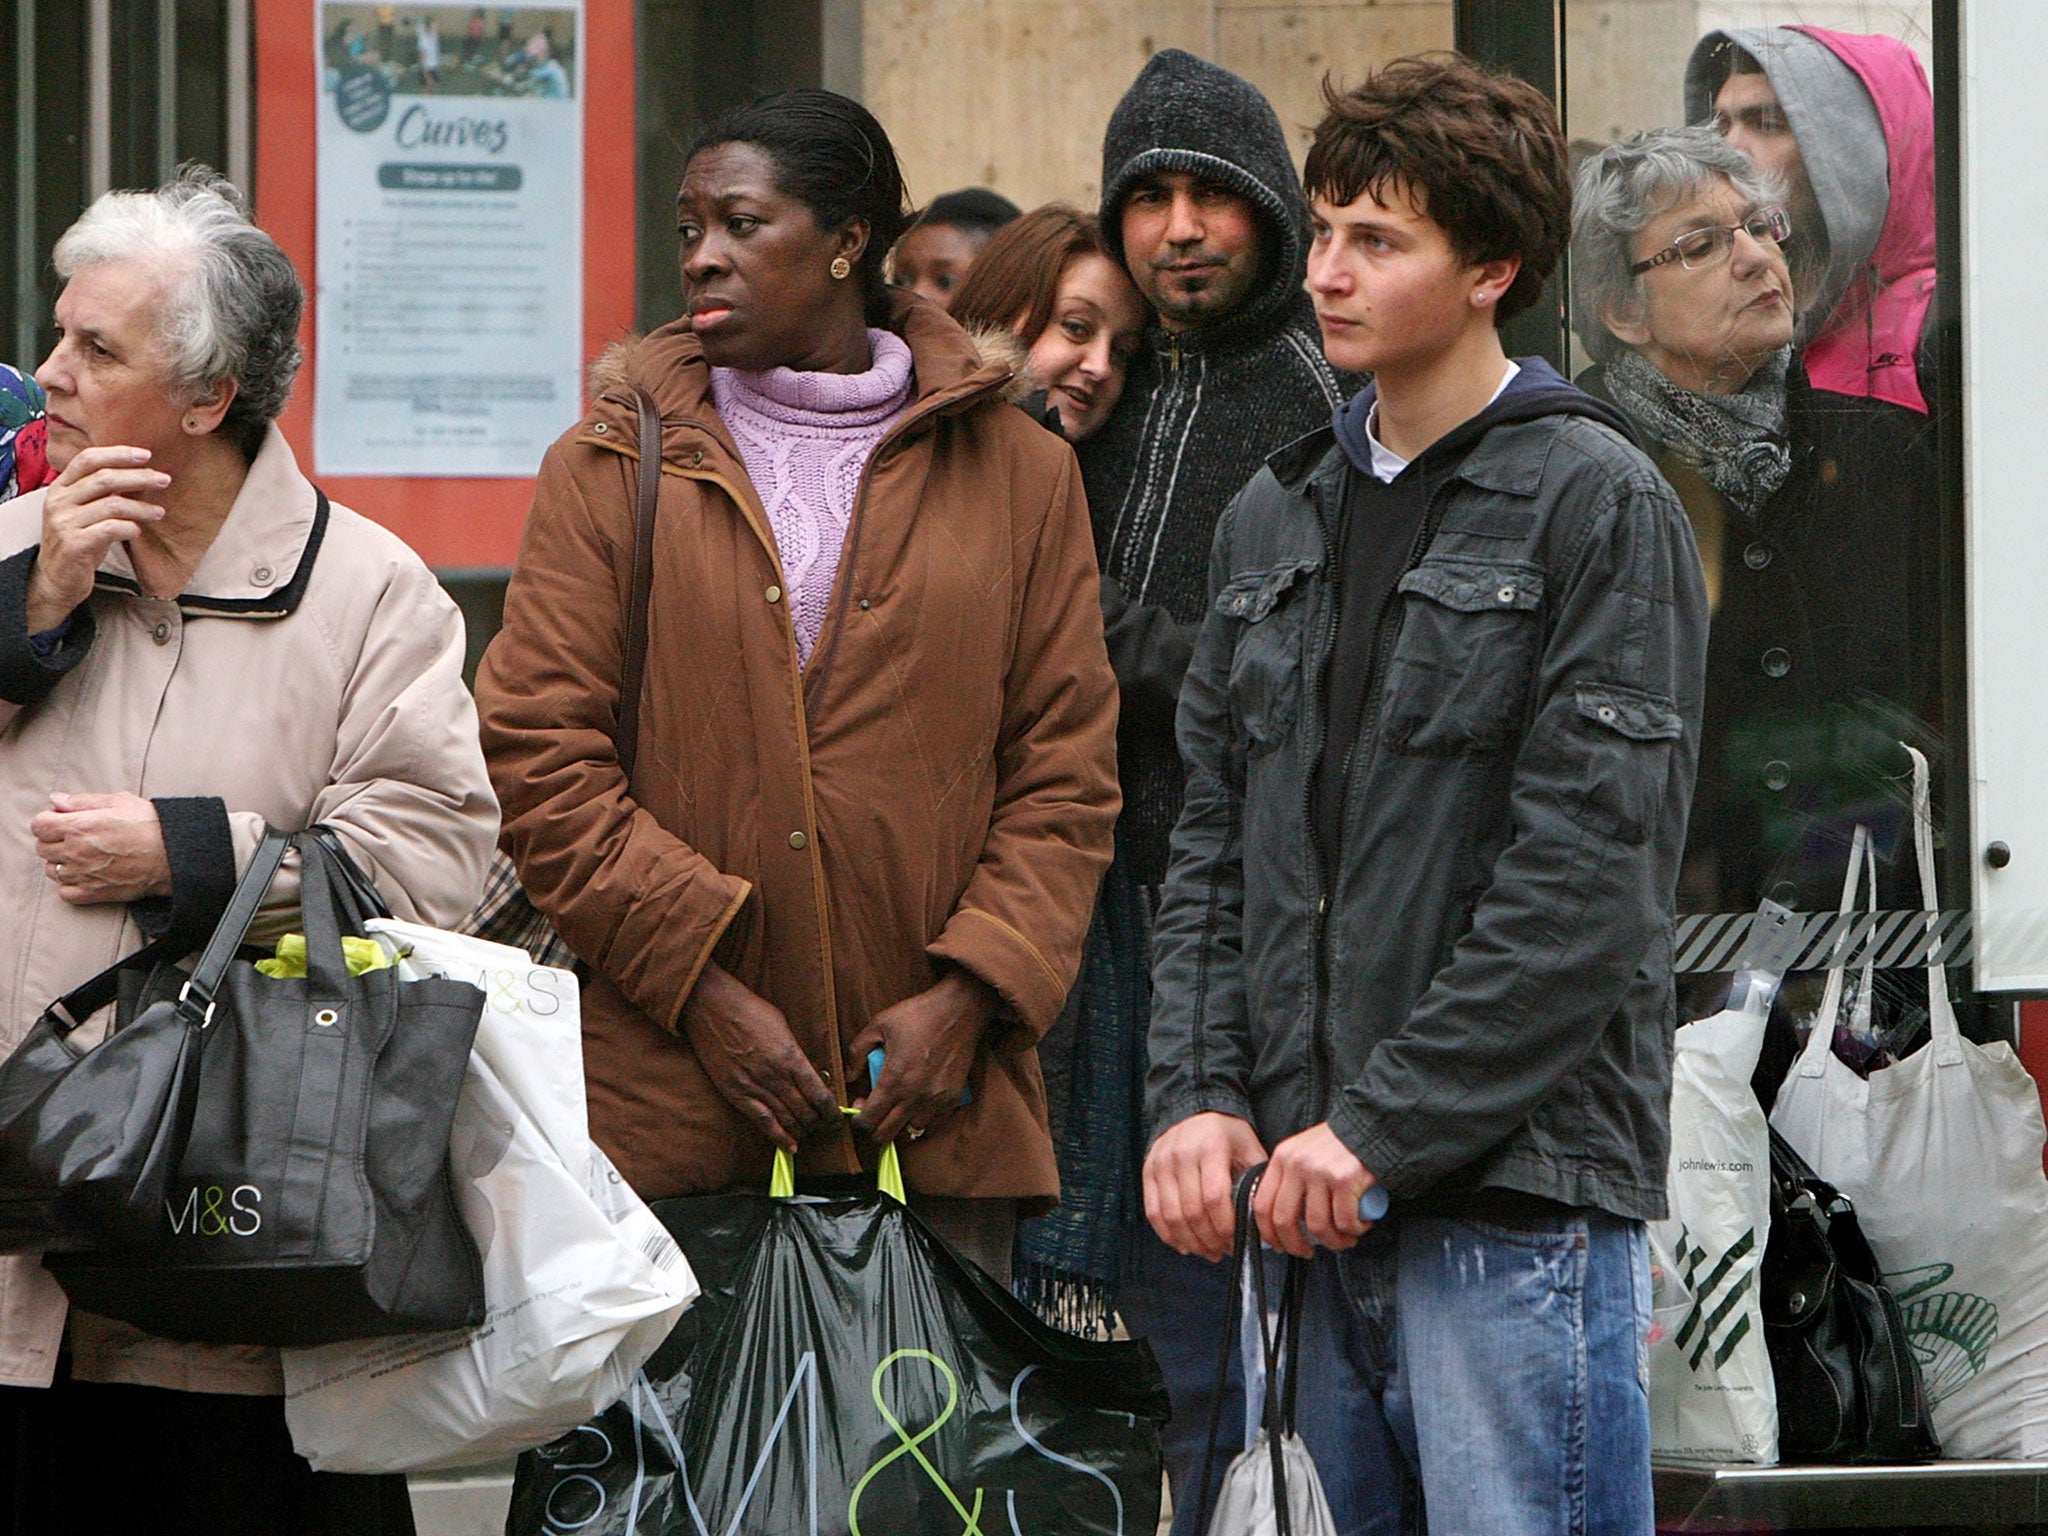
[477,295,1118,1204]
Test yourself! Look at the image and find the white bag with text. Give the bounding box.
[282,922,697,1472]
[1649,965,1781,1466]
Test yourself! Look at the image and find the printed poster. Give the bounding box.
[314,4,582,476]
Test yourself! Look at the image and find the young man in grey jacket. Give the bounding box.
[1144,55,1708,1534]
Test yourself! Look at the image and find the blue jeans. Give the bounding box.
[1116,1223,1244,1536]
[1290,1209,1653,1536]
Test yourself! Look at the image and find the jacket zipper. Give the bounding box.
[1300,472,1341,1124]
[783,371,1007,1143]
[1307,469,1460,1122]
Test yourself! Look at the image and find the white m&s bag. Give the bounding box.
[283,923,697,1472]
[1649,948,1787,1466]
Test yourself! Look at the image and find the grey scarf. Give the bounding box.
[1606,347,1794,518]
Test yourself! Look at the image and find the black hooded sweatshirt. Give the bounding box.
[1078,48,1358,886]
[1312,360,1640,862]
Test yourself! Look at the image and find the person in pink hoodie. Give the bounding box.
[1686,26,1936,416]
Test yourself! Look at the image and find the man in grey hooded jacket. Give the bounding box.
[1057,49,1356,1536]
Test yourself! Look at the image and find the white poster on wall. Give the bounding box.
[313,4,583,477]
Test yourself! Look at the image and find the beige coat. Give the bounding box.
[0,425,497,1393]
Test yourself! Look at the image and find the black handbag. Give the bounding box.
[0,838,292,1253]
[42,828,489,1347]
[1762,1126,1939,1463]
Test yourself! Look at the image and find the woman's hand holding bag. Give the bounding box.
[677,961,836,1154]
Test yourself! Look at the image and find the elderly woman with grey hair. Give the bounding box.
[0,167,493,1532]
[1572,126,1942,1064]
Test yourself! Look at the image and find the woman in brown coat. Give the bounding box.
[477,93,1119,1279]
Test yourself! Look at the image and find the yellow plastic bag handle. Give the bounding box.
[770,1106,906,1203]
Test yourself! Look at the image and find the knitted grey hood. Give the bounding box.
[1098,48,1309,341]
[1684,28,1888,346]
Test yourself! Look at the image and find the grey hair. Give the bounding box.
[1569,127,1781,367]
[53,164,304,459]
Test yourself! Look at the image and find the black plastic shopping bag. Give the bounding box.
[508,1135,1167,1535]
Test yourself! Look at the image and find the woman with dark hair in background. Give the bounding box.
[950,205,1150,1328]
[890,186,1021,311]
[950,203,1146,442]
[478,92,1119,1280]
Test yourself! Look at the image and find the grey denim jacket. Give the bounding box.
[1147,407,1709,1221]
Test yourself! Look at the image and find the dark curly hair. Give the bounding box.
[1302,53,1570,325]
[686,91,910,326]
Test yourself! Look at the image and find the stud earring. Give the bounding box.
[185,416,200,430]
[830,256,852,280]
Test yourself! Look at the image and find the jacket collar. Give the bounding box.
[1453,421,1559,498]
[1270,358,1615,502]
[92,424,326,619]
[1271,405,1597,508]
[592,289,1014,461]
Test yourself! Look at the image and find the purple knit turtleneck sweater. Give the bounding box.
[710,329,915,665]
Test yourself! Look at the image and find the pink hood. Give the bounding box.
[1793,26,1937,414]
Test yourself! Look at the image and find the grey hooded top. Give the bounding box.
[1684,27,1888,346]
[1078,48,1354,884]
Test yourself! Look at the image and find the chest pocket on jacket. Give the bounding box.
[1382,559,1544,756]
[1217,557,1319,756]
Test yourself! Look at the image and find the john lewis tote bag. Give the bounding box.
[1772,746,2048,1458]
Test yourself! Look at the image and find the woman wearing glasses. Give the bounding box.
[1572,127,1941,1049]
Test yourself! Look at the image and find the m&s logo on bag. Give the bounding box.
[164,1183,263,1237]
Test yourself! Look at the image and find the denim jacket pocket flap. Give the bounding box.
[1398,561,1544,615]
[1575,684,1682,742]
[1215,557,1321,623]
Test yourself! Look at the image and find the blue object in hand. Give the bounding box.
[866,1047,973,1107]
[1359,1185,1391,1222]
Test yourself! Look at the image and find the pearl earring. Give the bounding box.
[830,256,852,280]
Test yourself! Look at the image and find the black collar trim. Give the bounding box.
[93,490,329,619]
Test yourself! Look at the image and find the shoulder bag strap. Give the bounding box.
[1902,742,1966,1066]
[1193,1165,1260,1533]
[47,936,176,1036]
[174,828,295,1025]
[1796,823,1874,1079]
[305,825,392,923]
[615,387,663,784]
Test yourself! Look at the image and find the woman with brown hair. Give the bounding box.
[951,204,1146,443]
[951,205,1150,1334]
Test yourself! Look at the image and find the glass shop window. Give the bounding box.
[1558,4,1950,1056]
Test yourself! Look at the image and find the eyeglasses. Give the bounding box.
[1630,205,1792,275]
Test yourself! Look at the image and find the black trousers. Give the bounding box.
[0,1363,415,1536]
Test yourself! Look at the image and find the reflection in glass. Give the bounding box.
[1684,25,1937,415]
[1568,108,1942,1058]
